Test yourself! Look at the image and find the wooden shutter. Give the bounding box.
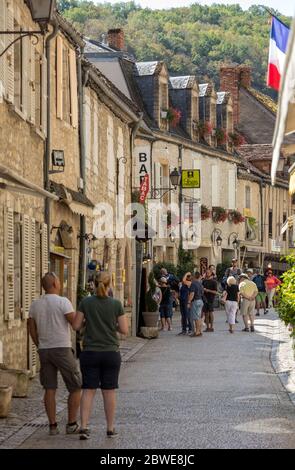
[0,0,6,100]
[4,208,14,320]
[41,222,49,276]
[41,54,47,136]
[22,215,31,319]
[22,35,29,119]
[56,35,63,119]
[30,218,37,302]
[228,168,236,210]
[211,165,219,207]
[30,40,36,124]
[69,48,78,128]
[28,337,37,377]
[6,0,14,103]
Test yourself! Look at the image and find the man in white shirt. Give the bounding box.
[28,272,81,435]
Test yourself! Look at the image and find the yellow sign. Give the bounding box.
[181,169,200,189]
[243,208,252,217]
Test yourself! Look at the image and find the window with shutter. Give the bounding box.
[22,214,31,319]
[56,36,63,119]
[14,213,22,320]
[41,222,49,276]
[0,0,6,100]
[30,218,37,303]
[30,40,35,124]
[28,336,37,377]
[5,1,14,103]
[13,18,22,109]
[34,51,41,128]
[4,208,14,320]
[62,44,71,123]
[41,55,47,136]
[21,34,30,118]
[69,48,78,128]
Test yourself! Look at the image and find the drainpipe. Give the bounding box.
[44,20,59,260]
[77,48,87,293]
[260,179,265,267]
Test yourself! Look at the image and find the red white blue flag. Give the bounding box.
[267,16,290,91]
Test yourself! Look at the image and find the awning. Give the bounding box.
[272,14,295,185]
[50,181,94,218]
[0,164,59,200]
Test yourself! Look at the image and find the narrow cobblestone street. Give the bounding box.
[1,310,294,450]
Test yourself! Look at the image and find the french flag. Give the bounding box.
[267,17,290,91]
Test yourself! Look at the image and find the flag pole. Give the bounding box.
[258,5,290,29]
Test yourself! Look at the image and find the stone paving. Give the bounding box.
[1,310,295,449]
[0,336,146,449]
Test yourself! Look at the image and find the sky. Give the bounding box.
[99,0,294,17]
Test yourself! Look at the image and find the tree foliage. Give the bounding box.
[59,1,291,98]
[277,255,295,339]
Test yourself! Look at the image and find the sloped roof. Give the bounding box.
[169,76,196,89]
[50,181,94,207]
[135,61,162,76]
[247,87,278,115]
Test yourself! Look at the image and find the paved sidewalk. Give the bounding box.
[14,309,295,449]
[0,336,147,449]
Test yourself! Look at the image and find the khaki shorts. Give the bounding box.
[38,348,82,392]
[240,299,255,317]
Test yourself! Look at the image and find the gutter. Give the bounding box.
[44,20,59,257]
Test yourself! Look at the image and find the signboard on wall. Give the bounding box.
[134,146,151,189]
[182,169,200,188]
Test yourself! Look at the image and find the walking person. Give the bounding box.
[264,270,281,309]
[28,272,82,436]
[239,273,258,332]
[252,269,268,316]
[178,273,192,335]
[159,277,173,331]
[202,269,218,332]
[72,272,128,440]
[222,276,239,333]
[188,272,204,337]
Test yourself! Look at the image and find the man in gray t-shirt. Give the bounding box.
[28,273,81,436]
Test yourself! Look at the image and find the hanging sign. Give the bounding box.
[139,174,149,204]
[181,169,200,188]
[134,146,151,188]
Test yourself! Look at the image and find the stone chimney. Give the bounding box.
[220,64,251,125]
[107,28,125,51]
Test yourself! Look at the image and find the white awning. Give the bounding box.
[272,15,295,184]
[0,164,58,200]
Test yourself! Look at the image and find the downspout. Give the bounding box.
[260,179,265,268]
[77,48,87,293]
[44,20,59,259]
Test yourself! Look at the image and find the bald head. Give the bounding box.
[41,273,60,294]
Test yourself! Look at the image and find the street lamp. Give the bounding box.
[228,232,239,250]
[170,168,181,189]
[0,1,56,59]
[211,228,222,247]
[26,0,56,27]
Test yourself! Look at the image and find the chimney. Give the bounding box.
[220,64,251,125]
[107,28,125,51]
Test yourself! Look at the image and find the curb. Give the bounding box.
[270,317,295,407]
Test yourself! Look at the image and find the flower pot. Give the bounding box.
[0,386,12,418]
[142,310,159,328]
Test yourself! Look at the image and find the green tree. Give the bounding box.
[277,255,295,339]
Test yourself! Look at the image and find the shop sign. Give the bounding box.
[181,169,200,188]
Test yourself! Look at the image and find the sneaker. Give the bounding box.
[177,331,186,336]
[107,429,118,438]
[242,328,250,332]
[79,428,90,440]
[256,313,260,316]
[264,310,268,315]
[49,423,59,436]
[66,422,80,434]
[250,326,255,332]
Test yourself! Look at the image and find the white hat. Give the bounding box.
[160,277,168,284]
[239,273,249,280]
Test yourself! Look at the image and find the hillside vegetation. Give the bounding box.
[58,1,291,97]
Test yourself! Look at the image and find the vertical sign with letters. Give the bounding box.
[134,146,151,189]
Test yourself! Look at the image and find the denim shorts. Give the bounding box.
[190,299,204,321]
[159,305,172,318]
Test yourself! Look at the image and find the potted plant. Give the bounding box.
[228,132,246,148]
[163,108,182,127]
[0,385,12,418]
[142,272,160,328]
[212,206,227,223]
[215,127,227,146]
[201,205,211,220]
[228,210,245,224]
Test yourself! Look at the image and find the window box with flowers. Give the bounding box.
[228,210,245,224]
[201,205,211,220]
[212,206,227,223]
[161,108,181,127]
[228,132,246,148]
[195,120,213,138]
[215,127,228,146]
